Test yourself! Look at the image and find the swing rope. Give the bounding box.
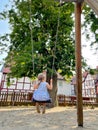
[29,0,62,78]
[29,0,35,75]
[51,0,62,79]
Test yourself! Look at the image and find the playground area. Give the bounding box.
[0,106,98,130]
[0,0,98,129]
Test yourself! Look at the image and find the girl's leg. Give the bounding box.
[42,103,46,114]
[36,102,40,113]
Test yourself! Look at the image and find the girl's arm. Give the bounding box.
[33,84,39,90]
[46,79,53,90]
[33,81,39,90]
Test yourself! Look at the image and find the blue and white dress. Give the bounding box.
[33,81,51,103]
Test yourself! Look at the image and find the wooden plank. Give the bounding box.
[85,0,98,16]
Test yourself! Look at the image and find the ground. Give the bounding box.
[0,106,98,130]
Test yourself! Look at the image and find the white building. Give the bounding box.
[0,68,97,97]
[57,73,72,96]
[0,67,72,95]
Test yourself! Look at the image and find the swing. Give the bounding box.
[29,0,62,109]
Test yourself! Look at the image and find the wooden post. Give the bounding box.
[75,2,83,127]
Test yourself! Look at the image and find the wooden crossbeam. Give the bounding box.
[85,0,98,16]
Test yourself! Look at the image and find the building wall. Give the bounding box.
[0,72,73,95]
[57,79,72,96]
[0,73,32,92]
[82,74,95,97]
[0,72,96,97]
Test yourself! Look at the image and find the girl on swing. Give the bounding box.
[32,73,53,114]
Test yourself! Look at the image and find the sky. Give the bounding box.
[81,23,98,69]
[0,0,98,72]
[0,0,11,70]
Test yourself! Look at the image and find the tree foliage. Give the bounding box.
[1,0,75,79]
[82,4,98,50]
[1,0,98,106]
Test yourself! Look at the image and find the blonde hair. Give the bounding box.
[38,73,45,81]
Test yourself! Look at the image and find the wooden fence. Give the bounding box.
[57,94,98,107]
[0,91,34,106]
[0,91,98,107]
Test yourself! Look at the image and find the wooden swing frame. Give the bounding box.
[29,0,98,127]
[57,0,98,127]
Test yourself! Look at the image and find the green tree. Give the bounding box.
[1,0,75,106]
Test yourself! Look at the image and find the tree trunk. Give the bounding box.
[46,73,58,107]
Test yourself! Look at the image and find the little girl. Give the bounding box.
[32,73,53,114]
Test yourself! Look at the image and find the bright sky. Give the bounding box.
[0,0,11,70]
[81,16,98,69]
[0,0,98,71]
[82,39,98,69]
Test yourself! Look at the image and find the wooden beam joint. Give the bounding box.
[76,0,84,3]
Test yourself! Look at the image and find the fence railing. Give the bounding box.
[0,91,34,106]
[57,94,98,107]
[0,91,98,106]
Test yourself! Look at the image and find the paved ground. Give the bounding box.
[0,106,98,130]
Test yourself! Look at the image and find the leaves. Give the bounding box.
[2,0,76,79]
[83,5,98,48]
